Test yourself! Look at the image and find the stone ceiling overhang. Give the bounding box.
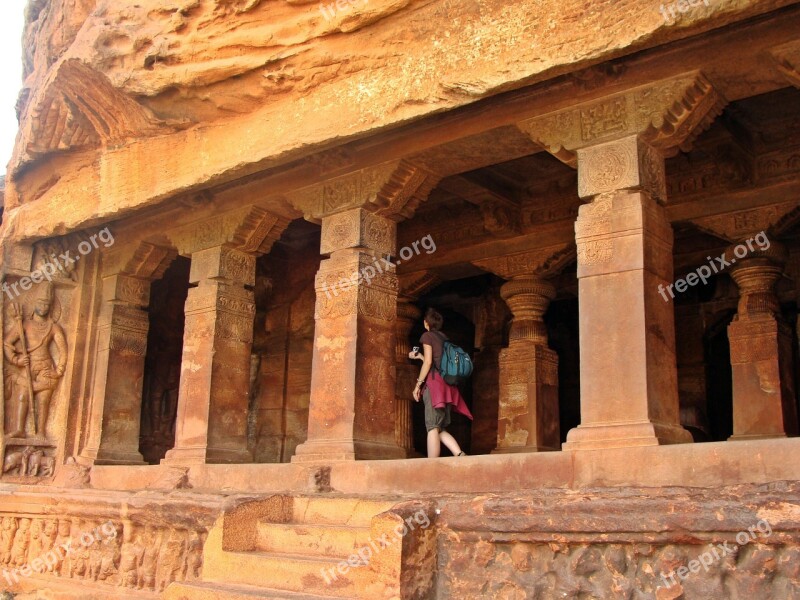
[3,3,800,244]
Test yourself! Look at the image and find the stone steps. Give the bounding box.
[203,549,371,597]
[287,496,396,527]
[175,495,402,600]
[256,521,372,558]
[164,580,353,600]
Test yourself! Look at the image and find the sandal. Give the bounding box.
[457,451,466,456]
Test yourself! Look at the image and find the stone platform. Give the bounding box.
[90,437,800,495]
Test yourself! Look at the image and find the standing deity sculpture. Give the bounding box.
[3,283,67,439]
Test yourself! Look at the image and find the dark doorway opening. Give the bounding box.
[139,256,191,464]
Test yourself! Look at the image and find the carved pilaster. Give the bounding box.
[728,248,798,440]
[81,242,176,466]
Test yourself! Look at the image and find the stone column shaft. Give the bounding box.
[495,277,560,453]
[728,256,798,439]
[293,208,403,462]
[83,274,150,465]
[564,134,691,450]
[394,300,420,455]
[164,246,256,464]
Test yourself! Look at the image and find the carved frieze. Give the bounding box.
[518,72,726,165]
[0,514,206,593]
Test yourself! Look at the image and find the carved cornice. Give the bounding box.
[473,244,576,279]
[286,160,441,222]
[16,59,166,170]
[770,40,800,88]
[689,199,800,242]
[517,72,726,166]
[166,205,290,256]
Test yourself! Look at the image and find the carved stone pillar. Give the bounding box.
[164,246,257,464]
[394,299,421,455]
[160,206,288,465]
[474,247,573,454]
[495,277,560,452]
[81,242,175,465]
[728,251,798,440]
[563,135,692,450]
[292,208,403,462]
[517,73,725,450]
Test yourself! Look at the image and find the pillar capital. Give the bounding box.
[500,277,556,345]
[728,255,785,320]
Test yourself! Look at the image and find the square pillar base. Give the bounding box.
[563,421,693,451]
[162,445,253,466]
[93,449,146,466]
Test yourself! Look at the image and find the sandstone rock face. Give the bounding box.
[5,0,795,226]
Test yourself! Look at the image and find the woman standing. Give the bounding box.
[409,308,473,457]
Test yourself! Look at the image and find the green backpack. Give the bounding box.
[433,331,473,385]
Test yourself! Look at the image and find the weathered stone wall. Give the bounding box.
[436,483,800,599]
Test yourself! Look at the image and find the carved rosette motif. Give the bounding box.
[577,135,666,201]
[320,208,396,256]
[314,262,398,323]
[575,195,613,267]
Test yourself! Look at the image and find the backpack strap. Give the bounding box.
[430,330,447,372]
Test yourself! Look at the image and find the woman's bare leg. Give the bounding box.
[439,431,463,456]
[427,428,441,458]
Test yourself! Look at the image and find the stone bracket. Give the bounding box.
[167,205,290,257]
[473,244,575,279]
[286,160,441,222]
[517,71,726,166]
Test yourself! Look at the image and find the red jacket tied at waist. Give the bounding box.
[425,369,473,420]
